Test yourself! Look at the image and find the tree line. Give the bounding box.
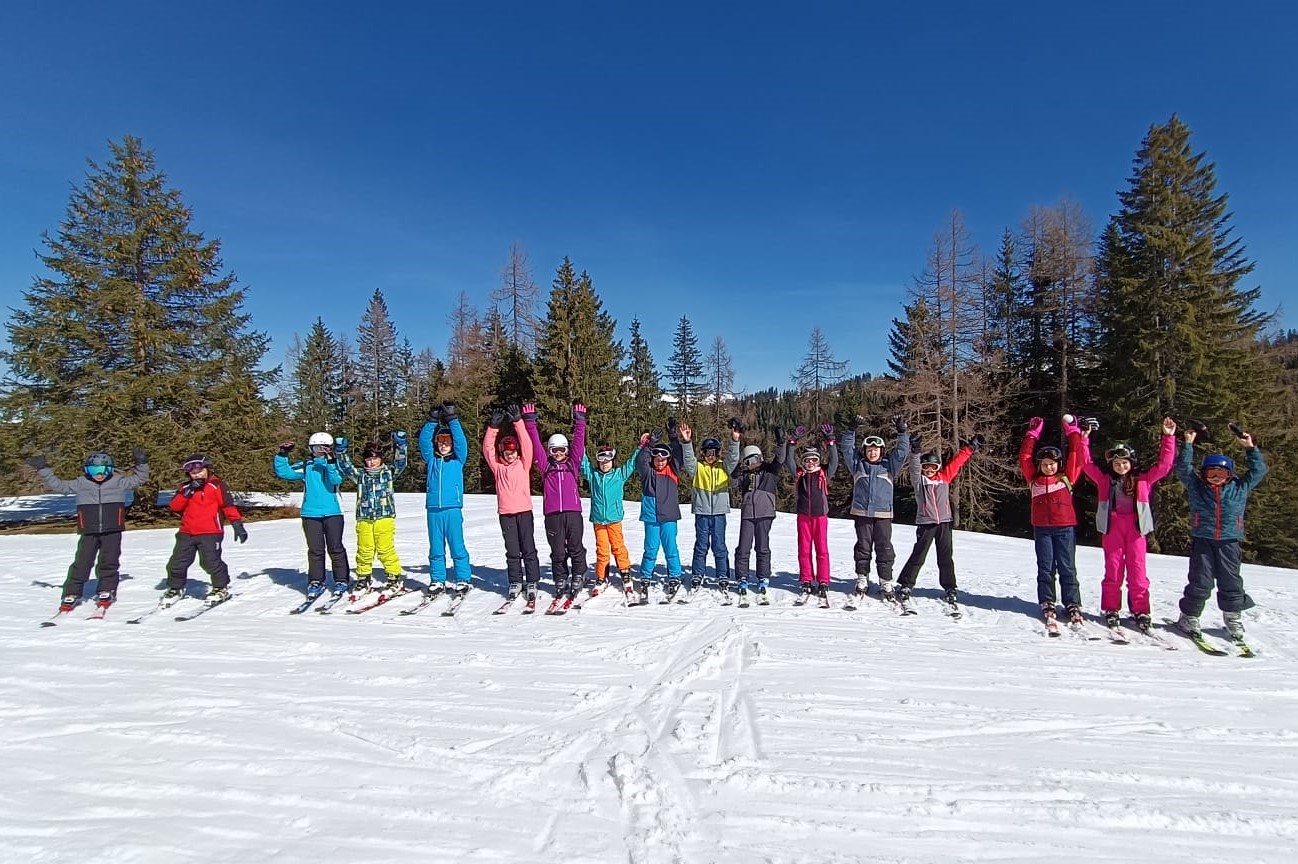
[3,118,1294,566]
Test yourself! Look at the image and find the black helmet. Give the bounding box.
[361,442,383,460]
[919,451,942,468]
[181,454,212,473]
[1034,446,1063,462]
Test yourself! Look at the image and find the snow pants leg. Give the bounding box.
[1034,526,1078,607]
[64,531,123,598]
[1180,537,1254,616]
[1101,516,1148,615]
[853,516,895,582]
[500,511,540,588]
[302,515,349,586]
[427,508,470,586]
[165,532,229,591]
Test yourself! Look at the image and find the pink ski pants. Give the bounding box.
[1101,514,1150,615]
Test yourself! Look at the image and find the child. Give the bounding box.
[418,401,472,598]
[335,432,408,596]
[1175,423,1268,640]
[840,415,911,600]
[274,432,350,598]
[164,454,247,606]
[523,401,588,605]
[681,427,740,593]
[784,423,840,604]
[579,439,637,597]
[1020,415,1086,627]
[1079,417,1177,632]
[485,404,541,604]
[26,448,150,611]
[635,425,687,604]
[896,434,980,612]
[730,423,785,604]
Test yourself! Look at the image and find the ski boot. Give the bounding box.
[689,573,704,592]
[1175,612,1202,636]
[592,575,608,596]
[59,594,80,613]
[204,585,231,606]
[1223,611,1245,640]
[663,578,682,602]
[637,578,650,606]
[794,582,814,606]
[453,580,471,597]
[1066,604,1084,626]
[305,581,325,600]
[1103,610,1121,628]
[896,585,916,614]
[160,587,185,608]
[1041,603,1060,636]
[1134,612,1153,634]
[880,580,896,603]
[944,588,961,617]
[353,576,372,596]
[853,576,870,598]
[816,583,830,608]
[524,582,539,612]
[94,590,115,609]
[382,576,404,596]
[757,578,770,605]
[331,579,349,597]
[506,582,522,602]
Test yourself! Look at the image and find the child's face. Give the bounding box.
[742,456,762,472]
[864,445,883,463]
[549,446,569,463]
[921,463,939,478]
[364,455,383,470]
[1037,458,1059,476]
[652,454,669,469]
[802,455,821,473]
[188,466,210,481]
[501,448,519,463]
[1110,458,1131,476]
[1204,467,1231,486]
[702,449,719,464]
[435,438,453,456]
[596,456,613,473]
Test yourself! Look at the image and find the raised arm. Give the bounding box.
[723,438,740,475]
[274,453,305,482]
[1063,431,1085,485]
[1239,445,1269,493]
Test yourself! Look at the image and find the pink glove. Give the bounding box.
[1061,413,1081,436]
[1027,417,1044,438]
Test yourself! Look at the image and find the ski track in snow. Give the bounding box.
[2,493,1298,863]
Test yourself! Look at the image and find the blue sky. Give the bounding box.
[1,1,1295,393]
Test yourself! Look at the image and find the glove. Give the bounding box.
[335,437,349,452]
[1061,414,1081,436]
[277,442,295,456]
[1027,417,1044,437]
[792,425,806,442]
[645,429,662,446]
[909,432,923,450]
[506,404,522,423]
[181,478,205,498]
[1186,418,1213,443]
[893,415,907,433]
[489,409,505,428]
[392,431,408,446]
[1228,421,1244,438]
[427,403,444,423]
[521,403,538,422]
[24,454,48,470]
[231,521,248,544]
[819,423,835,441]
[1084,417,1100,433]
[968,433,986,451]
[727,417,746,433]
[133,447,146,464]
[572,402,587,423]
[441,401,458,421]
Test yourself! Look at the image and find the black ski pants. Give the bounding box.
[63,531,123,598]
[734,517,774,584]
[1179,537,1255,616]
[500,511,541,588]
[303,515,350,586]
[898,522,957,592]
[166,532,231,591]
[544,510,587,591]
[853,516,895,581]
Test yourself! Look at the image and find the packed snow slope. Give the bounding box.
[3,493,1297,864]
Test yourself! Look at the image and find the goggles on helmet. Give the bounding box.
[434,432,453,447]
[650,444,672,458]
[1035,446,1062,462]
[862,436,885,448]
[743,453,762,466]
[182,459,210,473]
[701,437,721,455]
[1105,444,1135,462]
[549,445,568,455]
[85,465,111,477]
[596,448,616,462]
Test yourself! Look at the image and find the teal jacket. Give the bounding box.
[579,454,637,524]
[274,454,344,518]
[419,418,468,509]
[337,443,408,521]
[1176,444,1267,541]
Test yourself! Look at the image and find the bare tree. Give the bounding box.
[491,241,539,351]
[791,326,850,420]
[703,335,737,425]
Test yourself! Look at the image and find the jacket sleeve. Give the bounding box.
[840,428,858,474]
[335,450,360,482]
[636,444,653,481]
[887,431,911,476]
[515,420,533,471]
[217,479,244,523]
[322,458,344,487]
[784,441,797,478]
[908,451,922,487]
[938,447,973,483]
[1141,433,1177,487]
[573,417,587,465]
[1239,446,1269,493]
[274,454,304,482]
[614,456,638,485]
[418,421,435,462]
[392,443,408,478]
[1018,432,1038,482]
[1063,431,1085,485]
[579,453,593,486]
[450,418,468,463]
[35,468,80,495]
[681,442,698,481]
[483,426,501,470]
[169,486,189,513]
[118,459,151,490]
[1174,441,1197,487]
[1079,435,1106,486]
[723,439,740,475]
[826,441,839,478]
[525,419,547,474]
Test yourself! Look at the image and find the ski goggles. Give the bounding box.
[742,453,762,467]
[548,445,569,455]
[182,459,209,473]
[84,465,111,477]
[650,445,672,458]
[596,449,616,462]
[499,437,520,453]
[862,436,885,448]
[1035,446,1062,462]
[310,444,333,456]
[1105,445,1135,462]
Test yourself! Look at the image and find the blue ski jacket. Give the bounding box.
[274,454,344,518]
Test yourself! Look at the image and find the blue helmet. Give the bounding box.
[1201,453,1235,473]
[701,437,722,454]
[84,452,114,479]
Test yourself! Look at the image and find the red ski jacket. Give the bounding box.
[169,475,243,535]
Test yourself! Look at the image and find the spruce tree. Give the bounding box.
[621,318,664,451]
[353,289,400,439]
[665,315,704,413]
[0,136,277,496]
[286,319,349,443]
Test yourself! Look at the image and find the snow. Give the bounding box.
[3,492,1297,863]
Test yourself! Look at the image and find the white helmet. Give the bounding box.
[546,433,569,450]
[308,432,334,447]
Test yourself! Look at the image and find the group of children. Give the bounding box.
[28,405,1268,639]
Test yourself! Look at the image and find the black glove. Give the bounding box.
[727,417,746,433]
[133,447,146,464]
[646,429,662,446]
[572,402,587,423]
[909,432,923,449]
[968,433,986,451]
[894,415,908,433]
[1187,418,1213,443]
[666,416,678,440]
[489,409,504,428]
[1228,421,1244,438]
[441,401,458,421]
[231,521,248,544]
[24,454,48,471]
[428,404,444,423]
[181,478,206,498]
[773,426,786,446]
[277,442,295,457]
[507,404,522,423]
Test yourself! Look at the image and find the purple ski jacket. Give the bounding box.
[524,416,587,515]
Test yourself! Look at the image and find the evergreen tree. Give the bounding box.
[286,319,349,442]
[622,317,664,448]
[353,289,400,439]
[665,315,704,412]
[491,242,539,350]
[0,135,277,496]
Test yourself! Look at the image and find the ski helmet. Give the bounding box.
[84,452,114,478]
[649,443,672,459]
[919,451,942,468]
[181,454,212,473]
[546,433,569,451]
[1202,453,1235,473]
[701,437,722,454]
[595,444,616,462]
[800,446,822,464]
[741,445,763,465]
[1104,443,1136,464]
[434,430,453,448]
[498,435,520,454]
[1034,446,1063,463]
[308,432,334,447]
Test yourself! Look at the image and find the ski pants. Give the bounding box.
[356,517,402,578]
[593,521,631,581]
[166,532,230,591]
[499,511,541,588]
[303,515,350,587]
[544,510,587,591]
[64,531,123,598]
[691,513,730,581]
[1100,515,1149,615]
[734,517,773,585]
[853,516,895,582]
[426,507,470,586]
[797,514,830,585]
[640,520,681,582]
[898,522,957,591]
[1179,537,1254,617]
[1034,525,1080,608]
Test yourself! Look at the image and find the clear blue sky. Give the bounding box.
[2,1,1295,393]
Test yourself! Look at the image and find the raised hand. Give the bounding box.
[1027,417,1044,437]
[1161,417,1177,435]
[727,417,746,433]
[489,408,505,429]
[793,425,807,441]
[441,401,458,421]
[392,431,408,446]
[968,433,986,451]
[819,423,834,440]
[521,403,538,422]
[507,404,522,423]
[427,403,444,423]
[335,437,349,452]
[23,454,48,471]
[572,402,588,423]
[893,415,907,433]
[677,422,692,443]
[277,442,295,456]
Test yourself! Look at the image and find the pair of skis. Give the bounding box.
[40,599,110,627]
[1162,618,1255,657]
[123,592,235,625]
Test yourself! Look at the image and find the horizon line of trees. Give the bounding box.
[3,118,1296,567]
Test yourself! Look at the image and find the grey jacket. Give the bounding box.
[38,461,151,534]
[840,429,910,518]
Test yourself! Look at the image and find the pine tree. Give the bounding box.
[353,289,400,439]
[491,242,539,350]
[665,315,704,412]
[286,319,349,442]
[622,317,664,447]
[0,136,277,496]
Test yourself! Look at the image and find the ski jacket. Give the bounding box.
[1177,443,1267,541]
[418,418,467,510]
[682,439,740,515]
[274,454,344,518]
[1019,430,1085,528]
[909,447,973,525]
[731,447,784,520]
[169,474,243,536]
[484,420,534,515]
[525,416,586,515]
[784,440,839,516]
[840,429,909,518]
[336,443,407,521]
[579,454,636,524]
[37,460,151,535]
[1080,433,1175,536]
[637,442,683,523]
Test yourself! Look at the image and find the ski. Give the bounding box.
[944,600,963,619]
[545,595,570,615]
[1069,621,1104,641]
[397,587,446,617]
[843,591,866,611]
[315,590,352,614]
[1044,616,1062,637]
[898,595,918,616]
[289,585,327,615]
[1232,636,1256,658]
[441,588,471,616]
[346,588,413,615]
[176,593,234,622]
[793,586,813,607]
[523,593,538,614]
[127,599,183,625]
[86,602,112,621]
[494,597,519,615]
[659,581,682,605]
[1162,618,1229,656]
[817,591,831,609]
[1127,622,1177,651]
[1106,625,1130,644]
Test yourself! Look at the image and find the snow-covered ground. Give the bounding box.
[3,493,1296,864]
